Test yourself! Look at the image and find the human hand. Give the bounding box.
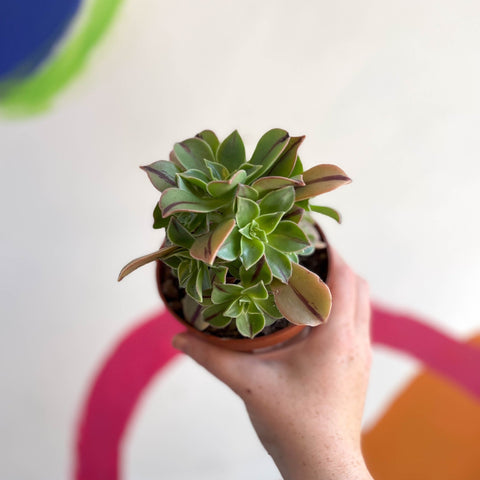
[173,250,373,480]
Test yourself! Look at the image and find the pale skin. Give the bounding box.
[172,250,373,480]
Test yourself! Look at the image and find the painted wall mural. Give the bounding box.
[0,0,122,115]
[75,307,480,479]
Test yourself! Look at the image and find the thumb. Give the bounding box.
[172,332,252,395]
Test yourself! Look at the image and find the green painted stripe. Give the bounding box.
[0,0,124,116]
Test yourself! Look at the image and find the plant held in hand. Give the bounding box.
[119,129,350,339]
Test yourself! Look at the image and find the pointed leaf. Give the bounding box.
[203,304,232,328]
[268,136,305,177]
[204,160,229,180]
[240,256,272,286]
[118,245,179,281]
[236,197,260,228]
[290,156,304,177]
[272,263,332,326]
[240,236,265,270]
[177,169,210,191]
[252,175,304,196]
[236,310,265,338]
[264,245,292,283]
[140,161,180,192]
[283,206,305,224]
[206,170,247,197]
[217,227,241,261]
[295,164,351,201]
[153,203,169,229]
[217,130,246,172]
[267,220,310,252]
[256,295,283,319]
[237,184,259,200]
[254,212,283,235]
[247,129,290,181]
[211,283,243,304]
[174,138,214,173]
[310,205,342,223]
[160,188,226,216]
[190,218,236,265]
[196,130,220,154]
[259,186,295,215]
[243,281,268,300]
[224,298,243,317]
[167,217,195,248]
[185,267,204,302]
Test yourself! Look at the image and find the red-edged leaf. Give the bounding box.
[196,130,220,154]
[118,245,179,281]
[268,136,305,177]
[160,188,226,217]
[310,205,342,223]
[251,175,304,196]
[217,130,246,172]
[140,161,180,192]
[246,129,290,181]
[271,263,332,326]
[190,218,236,265]
[267,220,310,252]
[206,170,247,197]
[264,245,292,283]
[173,138,214,173]
[295,164,351,201]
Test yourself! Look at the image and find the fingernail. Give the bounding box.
[172,333,188,353]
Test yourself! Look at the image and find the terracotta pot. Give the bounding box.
[156,227,330,352]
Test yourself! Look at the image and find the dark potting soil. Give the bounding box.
[158,242,329,339]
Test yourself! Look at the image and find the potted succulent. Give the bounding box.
[118,129,350,351]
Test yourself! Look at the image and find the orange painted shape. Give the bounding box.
[362,335,480,480]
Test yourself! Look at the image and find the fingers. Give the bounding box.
[172,333,252,395]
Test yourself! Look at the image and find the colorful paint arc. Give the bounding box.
[74,305,480,479]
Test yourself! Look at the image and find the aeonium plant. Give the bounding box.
[119,129,351,338]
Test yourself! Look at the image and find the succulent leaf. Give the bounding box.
[177,169,210,191]
[203,303,232,327]
[236,309,265,338]
[118,245,179,281]
[243,281,268,300]
[267,220,310,253]
[141,161,180,192]
[153,203,169,229]
[264,245,292,283]
[246,129,290,181]
[216,227,241,261]
[196,130,220,154]
[240,236,265,270]
[252,175,304,197]
[272,263,332,326]
[160,188,227,217]
[206,170,247,197]
[268,135,305,177]
[310,205,342,223]
[237,184,259,200]
[190,218,236,265]
[217,130,246,172]
[254,212,283,235]
[167,217,195,249]
[211,283,243,304]
[295,164,351,201]
[259,185,295,215]
[173,138,214,173]
[204,159,229,180]
[240,256,273,286]
[236,196,260,228]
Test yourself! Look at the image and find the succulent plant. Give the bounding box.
[119,129,350,338]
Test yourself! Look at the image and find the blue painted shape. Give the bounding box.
[0,0,82,80]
